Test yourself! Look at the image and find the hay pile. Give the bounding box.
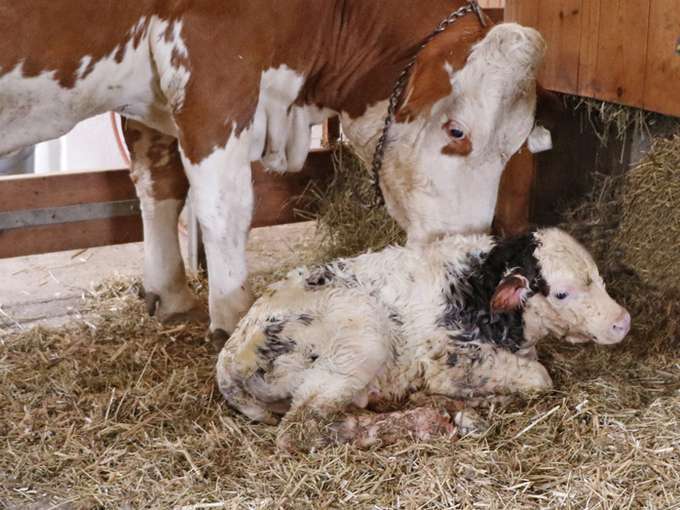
[304,145,404,262]
[2,136,680,509]
[615,135,680,291]
[2,276,679,509]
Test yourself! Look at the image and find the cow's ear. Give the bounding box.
[490,273,530,313]
[395,29,476,123]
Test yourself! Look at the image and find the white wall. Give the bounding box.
[34,113,128,174]
[33,114,323,174]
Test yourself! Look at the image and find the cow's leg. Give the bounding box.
[123,119,203,323]
[178,137,254,339]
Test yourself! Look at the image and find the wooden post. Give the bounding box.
[322,117,341,148]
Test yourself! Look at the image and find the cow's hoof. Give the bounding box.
[160,305,209,325]
[209,328,231,352]
[141,287,205,324]
[145,291,161,316]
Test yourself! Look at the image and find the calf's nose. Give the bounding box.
[611,310,631,339]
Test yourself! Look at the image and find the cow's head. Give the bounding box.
[342,23,547,244]
[490,228,631,346]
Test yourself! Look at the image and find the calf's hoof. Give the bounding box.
[454,409,489,438]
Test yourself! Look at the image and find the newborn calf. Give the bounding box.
[217,229,630,449]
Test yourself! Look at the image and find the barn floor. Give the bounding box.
[1,219,680,509]
[0,222,316,336]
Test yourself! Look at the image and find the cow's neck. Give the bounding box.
[304,0,474,118]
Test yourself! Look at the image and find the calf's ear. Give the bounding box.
[490,274,530,313]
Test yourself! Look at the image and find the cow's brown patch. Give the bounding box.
[123,119,189,201]
[0,1,166,88]
[174,0,489,163]
[2,0,491,164]
[396,17,489,123]
[442,137,473,157]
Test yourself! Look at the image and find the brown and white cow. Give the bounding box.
[216,228,631,450]
[0,1,546,336]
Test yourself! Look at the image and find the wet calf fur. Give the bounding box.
[216,229,630,449]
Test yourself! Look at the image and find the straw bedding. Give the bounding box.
[2,137,680,509]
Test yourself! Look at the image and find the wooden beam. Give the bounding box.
[578,0,651,107]
[0,167,137,213]
[484,8,504,24]
[0,216,143,259]
[0,149,334,259]
[643,0,680,117]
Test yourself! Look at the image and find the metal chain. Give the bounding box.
[367,1,486,208]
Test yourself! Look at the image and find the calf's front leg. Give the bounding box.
[427,342,553,400]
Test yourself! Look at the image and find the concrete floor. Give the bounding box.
[0,222,316,337]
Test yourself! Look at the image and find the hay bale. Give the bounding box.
[559,136,680,356]
[615,135,680,291]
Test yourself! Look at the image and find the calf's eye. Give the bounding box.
[555,292,569,300]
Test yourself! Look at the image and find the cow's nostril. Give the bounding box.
[612,311,631,337]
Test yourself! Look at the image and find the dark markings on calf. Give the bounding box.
[297,314,314,326]
[257,317,296,361]
[305,263,340,288]
[447,352,459,366]
[304,261,358,289]
[388,310,404,326]
[439,233,550,353]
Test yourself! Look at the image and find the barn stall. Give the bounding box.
[1,2,679,508]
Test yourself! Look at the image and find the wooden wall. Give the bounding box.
[505,0,680,117]
[479,0,505,8]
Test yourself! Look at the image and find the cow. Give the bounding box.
[0,1,547,339]
[216,228,631,450]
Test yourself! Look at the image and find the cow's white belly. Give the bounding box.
[0,17,181,156]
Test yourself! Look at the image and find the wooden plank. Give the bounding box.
[643,0,680,117]
[478,0,505,8]
[0,149,334,258]
[0,168,136,213]
[251,149,333,228]
[0,216,143,259]
[578,0,651,107]
[504,0,539,27]
[483,8,504,25]
[535,0,583,94]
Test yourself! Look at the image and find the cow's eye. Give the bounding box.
[443,120,467,140]
[555,292,569,300]
[450,128,465,139]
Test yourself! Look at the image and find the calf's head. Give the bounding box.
[342,23,547,243]
[489,228,631,345]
